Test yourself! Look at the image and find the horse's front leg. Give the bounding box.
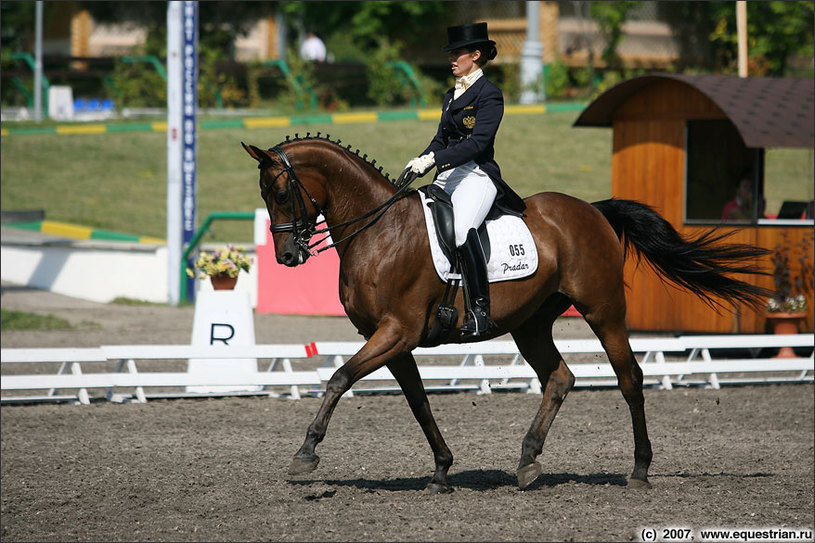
[387,354,454,493]
[289,319,409,476]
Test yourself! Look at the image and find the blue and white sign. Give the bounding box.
[167,1,198,305]
[181,0,197,253]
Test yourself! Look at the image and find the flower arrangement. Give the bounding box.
[187,244,252,280]
[766,231,813,314]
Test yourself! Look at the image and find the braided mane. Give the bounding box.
[276,132,397,187]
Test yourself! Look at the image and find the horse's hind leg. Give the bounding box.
[510,302,576,490]
[387,354,454,493]
[583,308,652,488]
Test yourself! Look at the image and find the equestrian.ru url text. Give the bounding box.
[638,527,813,542]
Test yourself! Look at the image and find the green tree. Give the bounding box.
[0,1,35,53]
[81,2,265,108]
[365,40,405,107]
[590,1,638,70]
[734,1,813,76]
[664,1,814,76]
[79,2,275,53]
[279,1,452,50]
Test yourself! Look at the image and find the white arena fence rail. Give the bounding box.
[1,335,812,405]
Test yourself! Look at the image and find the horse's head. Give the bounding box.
[242,141,327,267]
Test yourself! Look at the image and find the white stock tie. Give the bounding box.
[454,78,469,99]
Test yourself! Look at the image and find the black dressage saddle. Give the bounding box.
[419,184,490,267]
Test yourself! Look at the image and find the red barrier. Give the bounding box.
[255,218,345,316]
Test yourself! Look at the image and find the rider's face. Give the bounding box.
[448,49,481,77]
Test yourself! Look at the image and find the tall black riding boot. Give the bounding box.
[458,228,492,338]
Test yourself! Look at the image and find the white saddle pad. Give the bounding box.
[418,191,538,283]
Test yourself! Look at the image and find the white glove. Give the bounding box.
[405,152,435,175]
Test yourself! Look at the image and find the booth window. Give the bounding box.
[684,120,763,224]
[685,119,814,224]
[763,147,814,223]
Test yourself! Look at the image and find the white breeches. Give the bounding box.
[433,161,497,247]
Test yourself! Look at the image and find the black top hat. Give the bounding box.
[442,22,496,53]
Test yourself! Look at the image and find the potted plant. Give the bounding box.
[765,232,813,350]
[187,244,253,290]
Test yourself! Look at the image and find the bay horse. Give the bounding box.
[243,135,768,493]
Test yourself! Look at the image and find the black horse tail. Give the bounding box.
[592,198,772,309]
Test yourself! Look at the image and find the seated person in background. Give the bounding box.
[721,172,755,221]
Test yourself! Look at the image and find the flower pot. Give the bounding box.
[210,274,238,291]
[766,312,806,358]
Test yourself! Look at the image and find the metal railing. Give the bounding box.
[386,61,427,108]
[263,59,318,110]
[10,52,50,111]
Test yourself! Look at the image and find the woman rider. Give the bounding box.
[404,22,526,338]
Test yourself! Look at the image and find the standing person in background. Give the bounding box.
[300,30,326,63]
[403,22,526,338]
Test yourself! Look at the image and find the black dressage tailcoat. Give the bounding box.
[421,76,526,216]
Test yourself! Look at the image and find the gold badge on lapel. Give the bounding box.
[463,115,476,129]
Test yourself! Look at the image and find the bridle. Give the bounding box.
[259,146,323,256]
[259,145,416,257]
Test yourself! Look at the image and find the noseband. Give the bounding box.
[259,145,416,257]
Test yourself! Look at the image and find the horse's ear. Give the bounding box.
[241,142,266,163]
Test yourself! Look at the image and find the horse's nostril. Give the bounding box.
[280,252,295,266]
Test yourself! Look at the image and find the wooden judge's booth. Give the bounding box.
[575,74,814,334]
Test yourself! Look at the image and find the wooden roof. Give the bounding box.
[574,74,814,149]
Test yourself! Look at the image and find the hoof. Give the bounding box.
[426,482,454,494]
[288,454,320,476]
[627,477,652,489]
[517,461,542,490]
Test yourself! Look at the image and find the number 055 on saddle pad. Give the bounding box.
[418,189,538,283]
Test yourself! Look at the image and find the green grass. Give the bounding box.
[0,309,74,331]
[110,297,165,306]
[2,110,811,242]
[0,111,612,242]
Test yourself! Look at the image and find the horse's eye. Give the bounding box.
[275,189,290,205]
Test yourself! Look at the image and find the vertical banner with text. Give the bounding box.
[167,1,198,305]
